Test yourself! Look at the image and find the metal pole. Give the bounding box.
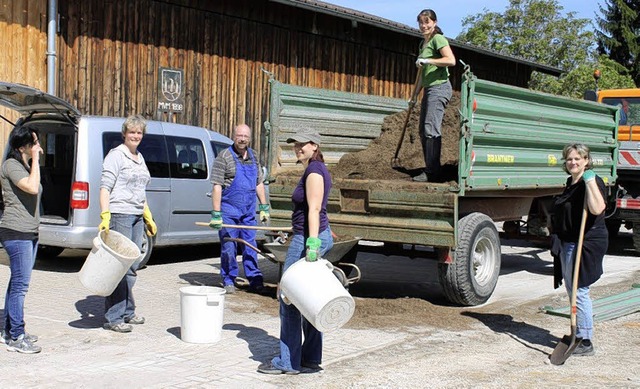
[46,0,57,95]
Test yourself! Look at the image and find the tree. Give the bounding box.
[534,55,635,98]
[457,0,594,74]
[595,0,640,86]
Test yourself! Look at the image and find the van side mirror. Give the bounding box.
[584,90,597,101]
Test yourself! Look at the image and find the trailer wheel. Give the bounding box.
[438,212,501,306]
[606,219,622,238]
[633,227,640,252]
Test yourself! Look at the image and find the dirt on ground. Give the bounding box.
[331,91,461,183]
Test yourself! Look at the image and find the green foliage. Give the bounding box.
[457,0,594,73]
[456,0,638,95]
[595,0,640,86]
[532,56,636,98]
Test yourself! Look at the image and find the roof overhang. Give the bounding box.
[270,0,563,76]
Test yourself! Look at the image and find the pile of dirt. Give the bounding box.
[332,91,461,182]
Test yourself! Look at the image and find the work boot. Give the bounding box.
[412,171,429,182]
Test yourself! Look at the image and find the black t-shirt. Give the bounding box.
[552,176,607,242]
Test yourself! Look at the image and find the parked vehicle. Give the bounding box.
[584,76,640,248]
[263,68,619,306]
[0,81,233,267]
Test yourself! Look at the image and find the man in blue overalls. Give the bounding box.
[210,124,269,294]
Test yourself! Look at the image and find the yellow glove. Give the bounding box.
[99,211,111,233]
[143,204,157,237]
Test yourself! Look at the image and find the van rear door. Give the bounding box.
[162,124,216,244]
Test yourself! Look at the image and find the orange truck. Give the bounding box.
[586,76,640,248]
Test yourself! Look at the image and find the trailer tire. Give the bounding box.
[633,227,640,252]
[438,212,501,306]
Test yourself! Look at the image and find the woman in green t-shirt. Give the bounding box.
[413,9,456,182]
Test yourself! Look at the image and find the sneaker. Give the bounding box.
[6,334,41,354]
[257,362,299,375]
[1,330,38,344]
[224,284,236,294]
[103,322,133,333]
[301,362,323,373]
[412,172,429,182]
[124,315,145,325]
[572,339,595,357]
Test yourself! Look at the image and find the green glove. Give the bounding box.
[582,170,595,182]
[209,210,222,230]
[259,204,270,223]
[305,237,322,262]
[98,211,111,233]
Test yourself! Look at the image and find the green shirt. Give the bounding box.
[418,34,450,88]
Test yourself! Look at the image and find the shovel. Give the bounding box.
[549,198,588,365]
[195,222,292,232]
[391,67,423,168]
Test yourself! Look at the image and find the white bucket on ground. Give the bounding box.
[180,286,226,344]
[279,258,355,332]
[78,230,141,296]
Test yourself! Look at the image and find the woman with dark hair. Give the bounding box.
[413,9,456,182]
[258,127,334,375]
[0,125,43,354]
[552,143,607,357]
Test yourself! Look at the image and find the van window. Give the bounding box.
[211,141,228,158]
[167,136,208,179]
[102,133,170,178]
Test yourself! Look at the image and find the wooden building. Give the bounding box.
[0,0,560,152]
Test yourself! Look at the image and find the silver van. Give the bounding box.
[0,81,233,266]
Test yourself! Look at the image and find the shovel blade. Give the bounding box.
[549,335,580,365]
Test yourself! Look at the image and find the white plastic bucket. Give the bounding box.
[0,247,9,267]
[78,230,141,296]
[180,286,226,344]
[280,258,355,332]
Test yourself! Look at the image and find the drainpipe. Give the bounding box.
[46,0,57,95]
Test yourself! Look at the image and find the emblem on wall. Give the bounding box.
[157,67,185,114]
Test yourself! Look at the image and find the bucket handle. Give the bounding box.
[206,295,221,305]
[91,236,102,253]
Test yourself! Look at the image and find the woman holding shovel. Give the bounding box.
[257,127,334,375]
[552,143,607,357]
[412,9,456,182]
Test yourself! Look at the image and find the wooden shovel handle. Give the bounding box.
[570,197,589,328]
[195,222,292,232]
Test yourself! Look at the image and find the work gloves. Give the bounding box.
[259,204,270,223]
[209,210,223,230]
[143,205,157,237]
[305,237,322,262]
[415,57,431,67]
[98,211,111,233]
[582,170,595,182]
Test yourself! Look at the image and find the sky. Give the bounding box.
[325,0,602,37]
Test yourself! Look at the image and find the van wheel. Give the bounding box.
[37,245,65,258]
[438,212,501,306]
[137,234,155,269]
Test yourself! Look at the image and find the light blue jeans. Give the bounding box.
[560,242,594,340]
[271,228,334,372]
[105,213,144,325]
[3,239,38,340]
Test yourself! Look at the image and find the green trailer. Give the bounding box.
[263,69,619,306]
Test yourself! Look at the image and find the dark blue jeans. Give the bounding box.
[3,239,38,339]
[271,228,334,372]
[104,213,144,325]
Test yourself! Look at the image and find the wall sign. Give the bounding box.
[157,67,184,114]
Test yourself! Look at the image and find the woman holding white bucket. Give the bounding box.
[98,115,157,333]
[0,125,43,354]
[257,127,334,375]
